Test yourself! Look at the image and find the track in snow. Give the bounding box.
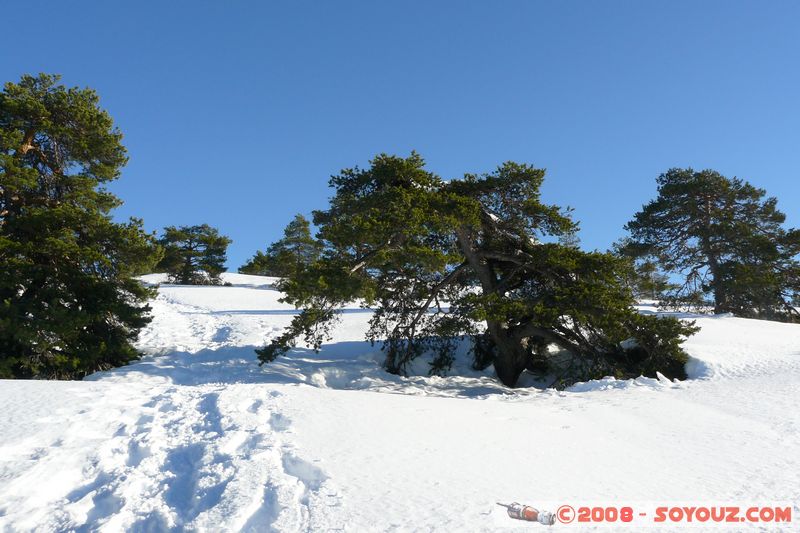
[0,276,348,531]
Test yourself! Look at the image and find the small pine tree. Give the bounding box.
[239,214,321,277]
[626,168,800,320]
[613,239,673,301]
[157,224,231,285]
[0,74,162,379]
[634,260,672,300]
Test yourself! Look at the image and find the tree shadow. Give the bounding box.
[88,340,546,399]
[182,308,375,316]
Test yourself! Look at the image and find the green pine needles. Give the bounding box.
[257,153,698,388]
[0,74,162,378]
[240,215,321,278]
[157,224,232,285]
[4,73,795,387]
[625,168,800,321]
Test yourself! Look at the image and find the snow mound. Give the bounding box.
[125,273,800,397]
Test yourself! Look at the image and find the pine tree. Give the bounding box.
[613,239,674,301]
[634,260,672,300]
[157,224,231,285]
[0,74,162,379]
[625,168,800,320]
[258,153,696,388]
[239,214,321,277]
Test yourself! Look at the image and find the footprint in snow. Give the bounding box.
[268,413,291,432]
[211,325,233,343]
[281,454,328,492]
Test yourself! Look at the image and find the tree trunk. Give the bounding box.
[454,226,532,387]
[181,257,193,285]
[487,321,529,387]
[705,251,727,313]
[18,128,36,155]
[712,267,727,314]
[701,194,727,314]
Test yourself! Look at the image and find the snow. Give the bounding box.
[1,273,800,531]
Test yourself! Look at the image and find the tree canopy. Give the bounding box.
[258,153,696,387]
[157,224,231,285]
[239,214,321,277]
[625,168,800,321]
[0,74,161,378]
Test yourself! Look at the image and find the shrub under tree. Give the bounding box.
[0,74,162,379]
[157,224,231,285]
[625,168,800,321]
[258,153,696,388]
[240,214,321,277]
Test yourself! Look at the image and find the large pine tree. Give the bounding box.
[625,168,800,320]
[239,214,321,277]
[258,154,696,388]
[157,224,231,285]
[0,74,162,379]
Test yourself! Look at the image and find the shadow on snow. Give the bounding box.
[89,340,557,399]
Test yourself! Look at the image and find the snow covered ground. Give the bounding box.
[1,273,799,531]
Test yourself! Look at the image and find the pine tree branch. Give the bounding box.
[348,233,402,274]
[455,226,497,291]
[510,321,580,354]
[404,262,468,334]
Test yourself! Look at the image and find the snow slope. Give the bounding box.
[1,273,799,531]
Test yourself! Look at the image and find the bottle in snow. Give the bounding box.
[497,502,555,525]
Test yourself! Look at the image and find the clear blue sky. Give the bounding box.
[3,1,799,268]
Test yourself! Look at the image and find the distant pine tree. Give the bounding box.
[157,224,231,285]
[0,74,162,379]
[626,168,800,321]
[634,260,672,301]
[239,214,321,277]
[613,239,674,301]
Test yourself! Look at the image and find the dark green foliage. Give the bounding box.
[633,261,672,300]
[157,224,231,285]
[624,314,698,379]
[470,333,497,371]
[258,153,696,388]
[240,214,321,277]
[0,74,161,379]
[614,238,674,300]
[626,168,800,321]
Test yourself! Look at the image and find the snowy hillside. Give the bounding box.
[1,273,799,531]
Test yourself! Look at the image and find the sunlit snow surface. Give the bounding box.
[1,273,799,531]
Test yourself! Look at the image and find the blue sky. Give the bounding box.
[3,1,799,268]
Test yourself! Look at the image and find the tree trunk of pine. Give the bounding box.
[485,321,528,387]
[181,257,193,285]
[707,255,726,314]
[713,280,727,314]
[453,227,529,387]
[701,195,727,314]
